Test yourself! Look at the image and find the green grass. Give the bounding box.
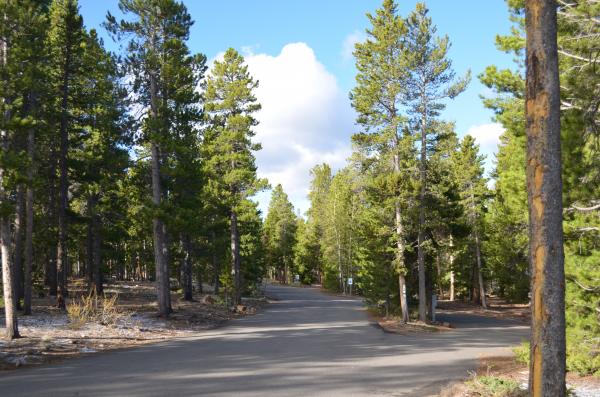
[466,376,527,397]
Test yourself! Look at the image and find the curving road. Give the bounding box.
[0,284,528,397]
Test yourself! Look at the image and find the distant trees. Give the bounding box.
[264,185,297,283]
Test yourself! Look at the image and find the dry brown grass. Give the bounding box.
[66,289,121,329]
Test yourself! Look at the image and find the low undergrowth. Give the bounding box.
[465,376,526,397]
[66,289,121,329]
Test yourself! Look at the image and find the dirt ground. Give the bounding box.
[0,280,267,371]
[369,296,527,334]
[436,297,531,323]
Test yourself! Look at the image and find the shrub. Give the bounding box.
[466,376,527,397]
[66,289,120,329]
[512,341,529,365]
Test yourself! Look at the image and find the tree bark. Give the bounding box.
[474,233,487,309]
[449,236,455,301]
[23,124,34,315]
[151,142,170,316]
[393,152,409,324]
[46,144,58,296]
[92,207,102,294]
[211,230,220,294]
[525,1,566,395]
[181,234,193,301]
[86,197,94,287]
[417,107,427,323]
[56,31,72,309]
[1,23,19,338]
[230,210,241,305]
[449,270,455,301]
[13,184,24,310]
[149,62,171,316]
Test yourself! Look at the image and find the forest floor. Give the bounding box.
[436,297,530,323]
[437,355,600,397]
[371,296,530,334]
[0,280,267,371]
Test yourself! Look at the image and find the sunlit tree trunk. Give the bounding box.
[393,152,409,324]
[525,1,566,395]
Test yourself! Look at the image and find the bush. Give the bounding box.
[512,341,529,365]
[66,289,120,329]
[466,376,526,397]
[512,335,600,377]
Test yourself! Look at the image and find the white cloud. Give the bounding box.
[242,42,355,216]
[341,31,364,62]
[466,122,505,178]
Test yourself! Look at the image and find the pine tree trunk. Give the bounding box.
[149,62,171,316]
[230,210,241,305]
[525,1,566,395]
[56,37,72,309]
[86,197,94,288]
[92,210,102,294]
[394,155,409,324]
[474,233,487,309]
[13,184,24,310]
[212,230,219,294]
[23,125,34,315]
[417,110,428,323]
[46,145,58,296]
[449,235,455,301]
[151,143,170,316]
[1,27,18,337]
[182,234,193,301]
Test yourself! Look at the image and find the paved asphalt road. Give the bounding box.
[0,284,528,397]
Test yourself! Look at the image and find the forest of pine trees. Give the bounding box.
[0,0,265,334]
[0,0,598,385]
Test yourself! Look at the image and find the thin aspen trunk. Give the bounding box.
[525,1,566,395]
[449,271,455,301]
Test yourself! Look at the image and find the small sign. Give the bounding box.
[294,274,300,282]
[347,277,353,285]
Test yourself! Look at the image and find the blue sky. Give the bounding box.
[79,0,516,216]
